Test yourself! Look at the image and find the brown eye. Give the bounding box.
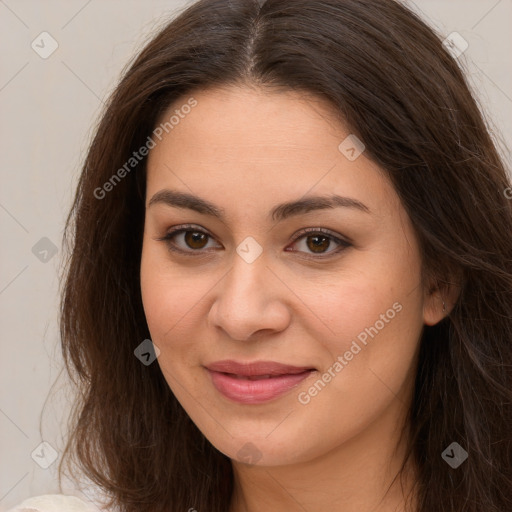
[157,225,351,259]
[158,225,221,255]
[288,228,351,257]
[305,234,331,253]
[183,231,209,249]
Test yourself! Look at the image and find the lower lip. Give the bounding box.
[206,369,315,404]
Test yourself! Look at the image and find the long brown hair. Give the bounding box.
[57,1,512,511]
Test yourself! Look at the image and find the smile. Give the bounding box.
[204,360,317,404]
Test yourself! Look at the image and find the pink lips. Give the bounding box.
[205,360,316,404]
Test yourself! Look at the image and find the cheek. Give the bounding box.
[313,252,422,355]
[140,254,170,339]
[308,239,425,396]
[313,280,420,371]
[140,267,202,403]
[294,285,423,452]
[141,274,194,345]
[140,247,211,365]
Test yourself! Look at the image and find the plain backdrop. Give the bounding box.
[1,0,511,510]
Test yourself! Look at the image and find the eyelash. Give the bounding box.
[156,224,352,259]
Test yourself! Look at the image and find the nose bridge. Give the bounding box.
[223,247,271,310]
[209,244,290,340]
[224,233,269,297]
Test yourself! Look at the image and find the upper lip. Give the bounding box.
[205,360,316,377]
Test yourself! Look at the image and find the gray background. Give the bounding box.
[1,0,511,510]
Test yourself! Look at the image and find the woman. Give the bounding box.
[9,0,512,511]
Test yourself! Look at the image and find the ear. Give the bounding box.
[422,271,462,326]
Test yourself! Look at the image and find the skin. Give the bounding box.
[140,85,454,512]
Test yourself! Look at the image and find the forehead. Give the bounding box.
[146,85,399,218]
[150,85,347,159]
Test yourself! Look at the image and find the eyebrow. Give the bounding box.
[148,189,371,222]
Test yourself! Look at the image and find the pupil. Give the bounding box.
[308,235,329,253]
[182,232,331,253]
[185,231,207,249]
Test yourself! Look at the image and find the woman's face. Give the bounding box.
[140,85,442,466]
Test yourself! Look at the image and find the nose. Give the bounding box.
[207,251,291,341]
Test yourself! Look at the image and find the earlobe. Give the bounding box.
[423,290,447,326]
[422,274,462,326]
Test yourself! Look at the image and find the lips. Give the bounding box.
[206,360,316,377]
[205,360,317,404]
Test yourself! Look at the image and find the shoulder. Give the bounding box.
[5,494,101,512]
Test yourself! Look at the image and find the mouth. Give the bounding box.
[204,360,317,404]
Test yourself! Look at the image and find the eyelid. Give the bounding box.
[286,227,351,258]
[156,224,351,258]
[155,224,220,256]
[290,226,352,245]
